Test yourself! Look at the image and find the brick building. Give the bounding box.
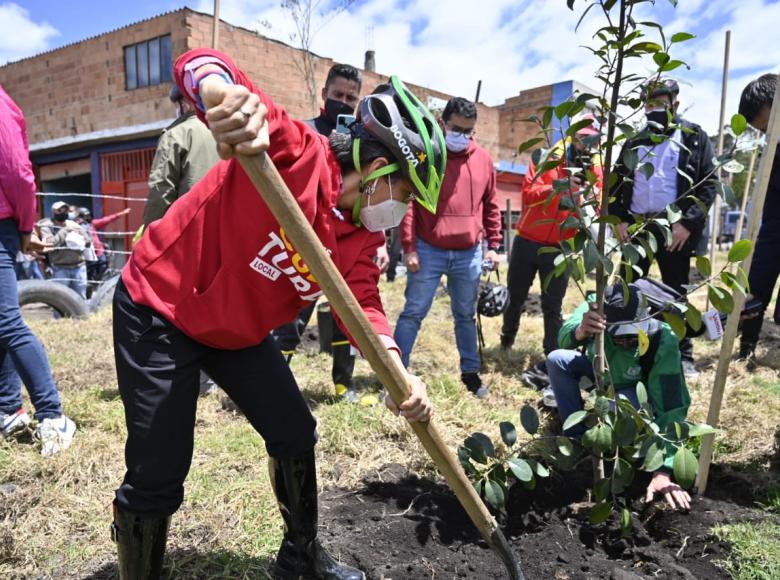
[0,7,595,255]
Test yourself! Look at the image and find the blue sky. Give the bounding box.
[1,0,778,133]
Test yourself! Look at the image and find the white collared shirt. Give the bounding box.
[630,128,681,214]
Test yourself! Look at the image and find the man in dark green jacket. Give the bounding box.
[143,85,220,226]
[546,282,692,509]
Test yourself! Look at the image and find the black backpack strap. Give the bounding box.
[640,319,663,380]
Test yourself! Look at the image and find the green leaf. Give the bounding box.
[594,424,614,454]
[499,421,517,447]
[728,239,752,263]
[717,182,737,205]
[672,447,698,489]
[590,501,612,525]
[630,41,663,53]
[663,311,687,340]
[671,32,696,43]
[687,423,717,437]
[620,507,632,537]
[623,244,642,266]
[520,404,540,436]
[554,100,575,120]
[623,148,639,171]
[639,162,655,180]
[731,113,748,137]
[708,285,735,313]
[508,458,534,482]
[568,118,596,137]
[531,147,549,167]
[641,441,665,472]
[594,396,610,419]
[685,306,703,332]
[557,436,574,457]
[594,478,610,502]
[558,193,577,208]
[464,433,495,464]
[563,410,588,432]
[484,479,505,509]
[527,458,550,478]
[653,52,671,67]
[660,59,687,72]
[636,382,648,405]
[615,417,638,446]
[695,256,712,277]
[584,239,600,273]
[517,137,545,155]
[612,458,635,494]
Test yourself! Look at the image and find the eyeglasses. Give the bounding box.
[446,124,476,136]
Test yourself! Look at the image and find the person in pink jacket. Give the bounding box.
[0,84,76,456]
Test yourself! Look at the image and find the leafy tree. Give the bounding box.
[460,0,758,534]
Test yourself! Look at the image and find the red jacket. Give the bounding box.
[122,49,392,351]
[514,149,604,245]
[400,140,501,253]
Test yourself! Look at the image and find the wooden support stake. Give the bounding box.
[697,72,780,492]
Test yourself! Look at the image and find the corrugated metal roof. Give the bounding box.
[29,118,173,153]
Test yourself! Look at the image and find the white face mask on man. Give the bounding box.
[445,130,470,152]
[359,176,408,232]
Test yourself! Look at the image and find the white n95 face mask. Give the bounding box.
[360,177,408,232]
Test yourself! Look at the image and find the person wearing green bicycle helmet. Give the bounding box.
[110,48,445,580]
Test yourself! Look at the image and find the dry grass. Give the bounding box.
[1,253,778,577]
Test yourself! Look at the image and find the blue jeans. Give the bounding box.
[394,237,483,373]
[51,264,87,300]
[546,349,639,436]
[0,219,63,420]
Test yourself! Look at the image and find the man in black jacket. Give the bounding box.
[273,63,364,400]
[610,79,718,378]
[737,73,779,363]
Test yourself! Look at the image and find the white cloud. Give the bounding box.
[0,2,59,65]
[177,1,780,138]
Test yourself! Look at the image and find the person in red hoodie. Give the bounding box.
[110,49,445,580]
[500,118,603,384]
[394,97,501,399]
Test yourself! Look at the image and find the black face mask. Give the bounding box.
[324,98,354,124]
[646,110,672,132]
[53,212,68,223]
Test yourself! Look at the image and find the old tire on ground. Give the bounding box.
[17,280,89,318]
[88,272,120,313]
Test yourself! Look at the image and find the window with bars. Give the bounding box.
[124,35,172,90]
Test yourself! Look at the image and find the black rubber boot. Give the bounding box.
[111,502,170,580]
[270,449,365,580]
[331,334,356,390]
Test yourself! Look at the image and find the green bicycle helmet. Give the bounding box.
[354,75,446,214]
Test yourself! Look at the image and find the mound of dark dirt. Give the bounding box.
[319,463,773,580]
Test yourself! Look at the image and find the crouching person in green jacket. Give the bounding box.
[546,282,692,510]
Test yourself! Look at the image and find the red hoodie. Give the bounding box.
[400,140,501,253]
[121,49,393,351]
[514,148,604,246]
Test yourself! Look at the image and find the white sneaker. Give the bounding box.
[1,408,31,437]
[542,386,558,408]
[35,416,76,457]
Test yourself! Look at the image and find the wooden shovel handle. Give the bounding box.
[236,152,500,544]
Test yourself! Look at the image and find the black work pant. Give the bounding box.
[387,227,402,282]
[501,236,569,355]
[623,224,697,363]
[272,302,355,389]
[113,280,317,517]
[741,223,780,347]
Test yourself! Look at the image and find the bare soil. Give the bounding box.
[317,463,777,580]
